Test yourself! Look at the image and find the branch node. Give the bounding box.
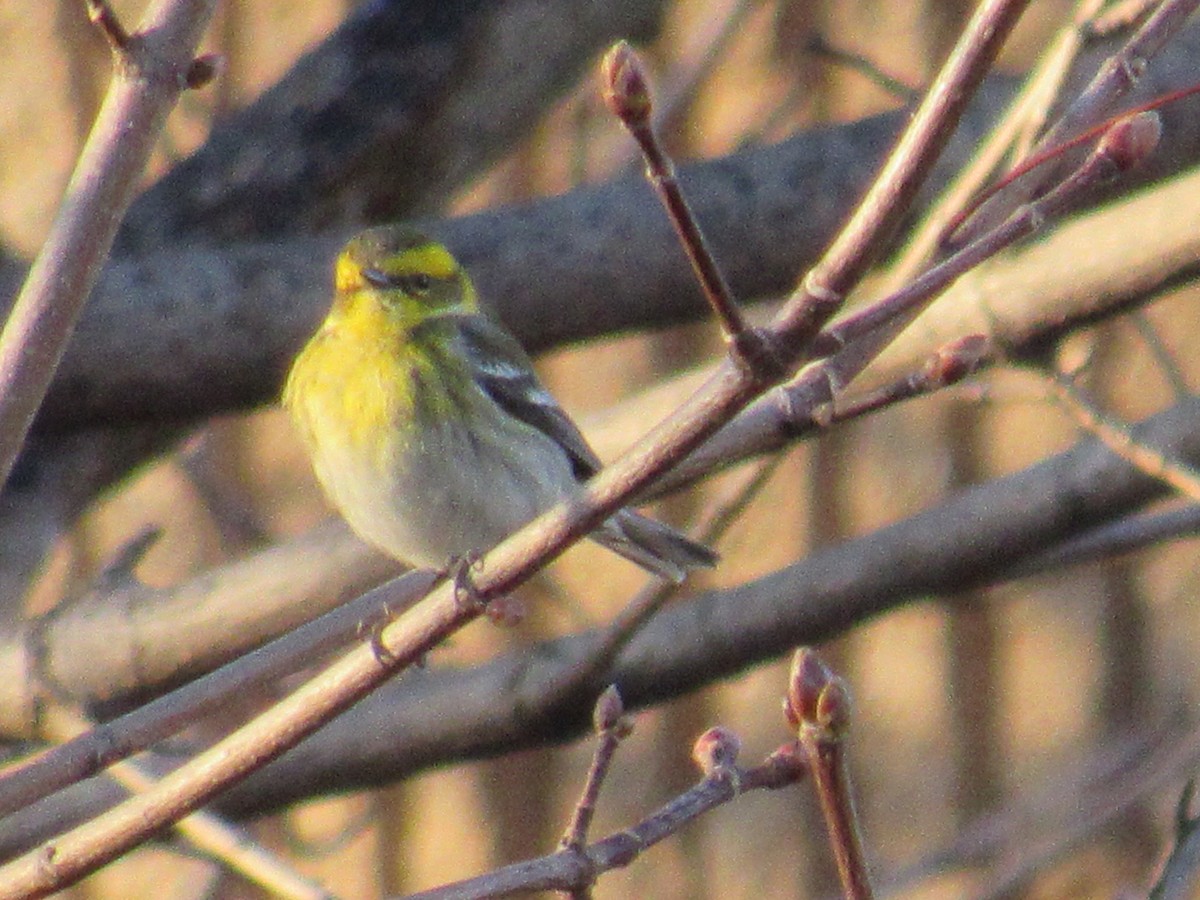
[85,0,130,51]
[184,53,222,90]
[606,830,645,867]
[802,270,843,307]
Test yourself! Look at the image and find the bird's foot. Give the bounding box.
[447,551,487,613]
[359,602,398,666]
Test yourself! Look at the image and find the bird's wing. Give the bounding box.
[455,314,601,480]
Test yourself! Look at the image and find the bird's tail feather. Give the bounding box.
[593,510,717,583]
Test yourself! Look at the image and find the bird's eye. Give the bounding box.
[404,273,432,295]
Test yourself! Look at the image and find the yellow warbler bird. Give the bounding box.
[284,225,716,582]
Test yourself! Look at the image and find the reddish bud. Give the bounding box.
[815,676,853,737]
[923,334,988,386]
[601,40,652,124]
[692,726,742,775]
[785,647,834,728]
[1096,111,1161,172]
[484,594,526,627]
[593,685,625,733]
[764,741,807,783]
[185,53,222,90]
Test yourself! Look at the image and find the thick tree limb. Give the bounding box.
[221,395,1200,813]
[0,150,1196,727]
[3,394,1198,850]
[116,0,668,252]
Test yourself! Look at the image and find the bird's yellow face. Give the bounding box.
[330,226,478,332]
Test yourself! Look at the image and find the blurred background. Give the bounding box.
[6,0,1200,897]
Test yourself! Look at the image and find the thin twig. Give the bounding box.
[84,0,130,50]
[1088,0,1162,37]
[559,687,630,855]
[1006,502,1200,577]
[881,718,1187,896]
[1024,364,1200,503]
[810,109,1161,396]
[886,0,1109,284]
[602,43,753,349]
[541,457,781,709]
[945,83,1188,242]
[40,705,336,900]
[408,747,803,899]
[954,0,1200,241]
[791,0,1033,325]
[1148,780,1200,899]
[805,34,920,101]
[786,649,873,900]
[1051,0,1200,140]
[0,567,436,820]
[831,334,989,419]
[1130,310,1192,400]
[654,0,764,136]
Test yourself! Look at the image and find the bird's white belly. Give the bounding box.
[314,414,577,568]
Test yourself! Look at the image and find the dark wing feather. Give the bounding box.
[455,314,600,480]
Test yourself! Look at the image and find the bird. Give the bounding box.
[283,225,716,582]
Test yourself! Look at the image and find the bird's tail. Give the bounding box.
[594,510,718,583]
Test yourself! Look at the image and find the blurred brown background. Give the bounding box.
[7,0,1200,897]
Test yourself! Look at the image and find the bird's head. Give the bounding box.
[331,226,478,326]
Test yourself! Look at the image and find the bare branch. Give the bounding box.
[0,0,217,489]
[0,565,434,821]
[558,687,630,855]
[603,42,753,347]
[202,393,1200,819]
[408,746,804,899]
[955,0,1200,240]
[39,705,333,900]
[6,394,1200,848]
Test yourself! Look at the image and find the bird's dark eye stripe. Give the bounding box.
[362,268,436,294]
[406,273,433,293]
